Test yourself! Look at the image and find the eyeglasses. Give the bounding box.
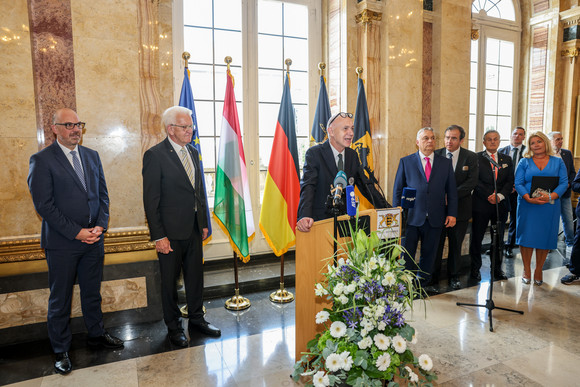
[327,112,353,127]
[54,122,86,130]
[171,124,194,131]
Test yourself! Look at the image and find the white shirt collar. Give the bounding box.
[55,140,79,156]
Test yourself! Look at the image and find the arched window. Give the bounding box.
[469,0,521,151]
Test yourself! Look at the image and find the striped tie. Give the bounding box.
[70,150,87,191]
[180,147,195,188]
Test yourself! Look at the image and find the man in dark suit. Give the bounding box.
[296,112,388,232]
[470,129,514,281]
[28,108,123,375]
[143,106,219,347]
[549,131,576,259]
[433,125,479,289]
[393,127,458,286]
[498,126,525,258]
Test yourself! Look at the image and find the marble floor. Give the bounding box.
[2,249,579,386]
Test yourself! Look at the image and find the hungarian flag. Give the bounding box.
[259,73,300,256]
[178,67,212,245]
[213,70,255,262]
[310,75,331,144]
[352,77,375,210]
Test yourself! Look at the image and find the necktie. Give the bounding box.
[491,153,498,179]
[70,150,87,191]
[447,152,452,159]
[512,147,519,165]
[337,154,344,171]
[180,147,195,188]
[424,157,432,182]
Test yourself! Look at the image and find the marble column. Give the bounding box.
[27,0,77,148]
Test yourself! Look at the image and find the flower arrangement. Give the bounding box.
[292,226,437,387]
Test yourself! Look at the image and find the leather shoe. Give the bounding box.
[505,248,514,258]
[87,332,124,349]
[54,352,72,375]
[189,320,221,337]
[168,330,188,347]
[493,271,508,281]
[449,277,461,290]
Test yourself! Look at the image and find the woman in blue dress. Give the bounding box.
[515,131,568,286]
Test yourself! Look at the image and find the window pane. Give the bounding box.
[284,3,308,38]
[200,137,216,170]
[469,114,477,141]
[294,104,308,137]
[258,34,283,69]
[184,0,212,27]
[288,71,308,104]
[486,38,500,64]
[297,137,309,169]
[284,37,308,71]
[214,0,241,30]
[184,27,213,64]
[205,172,215,208]
[470,62,478,88]
[259,137,274,170]
[497,116,512,138]
[258,0,282,35]
[471,39,479,62]
[259,69,284,103]
[485,90,498,115]
[470,88,477,114]
[499,41,514,66]
[189,64,214,100]
[484,115,497,132]
[195,101,215,136]
[486,64,499,90]
[214,30,242,66]
[498,67,513,91]
[258,103,279,137]
[497,91,512,115]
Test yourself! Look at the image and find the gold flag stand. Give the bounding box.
[225,251,251,310]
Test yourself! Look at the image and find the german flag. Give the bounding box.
[352,77,375,210]
[259,72,300,256]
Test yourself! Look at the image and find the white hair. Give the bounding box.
[416,127,434,140]
[161,106,192,129]
[547,131,561,140]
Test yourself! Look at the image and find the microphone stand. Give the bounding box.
[456,155,523,332]
[327,188,343,263]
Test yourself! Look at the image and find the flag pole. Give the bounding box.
[318,62,325,76]
[222,55,251,311]
[183,51,190,68]
[356,66,363,79]
[269,58,296,304]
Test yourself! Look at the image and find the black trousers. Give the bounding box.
[402,221,443,285]
[505,192,518,247]
[433,219,469,281]
[158,223,204,332]
[45,242,105,353]
[470,209,507,274]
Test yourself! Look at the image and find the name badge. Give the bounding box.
[462,166,469,171]
[502,163,508,168]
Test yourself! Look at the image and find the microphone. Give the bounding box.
[332,170,347,207]
[483,152,502,170]
[401,187,416,209]
[346,177,356,216]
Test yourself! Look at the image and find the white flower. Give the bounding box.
[338,294,349,304]
[312,371,329,387]
[405,366,412,375]
[315,310,330,324]
[375,305,385,318]
[391,301,402,311]
[346,282,356,294]
[377,321,386,331]
[411,333,418,344]
[419,354,433,371]
[382,272,396,287]
[362,307,372,316]
[361,328,368,337]
[333,283,345,296]
[340,351,354,371]
[375,353,391,371]
[358,336,373,349]
[392,335,407,353]
[337,257,346,266]
[409,371,419,383]
[315,283,328,296]
[373,333,390,350]
[326,353,343,372]
[329,321,347,338]
[369,257,378,270]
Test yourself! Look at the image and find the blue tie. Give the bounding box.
[71,150,87,191]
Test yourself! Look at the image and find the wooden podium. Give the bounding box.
[294,209,381,359]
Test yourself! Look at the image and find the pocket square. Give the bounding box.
[502,163,508,168]
[462,166,469,171]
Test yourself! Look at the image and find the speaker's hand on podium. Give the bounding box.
[297,217,314,232]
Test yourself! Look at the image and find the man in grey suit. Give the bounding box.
[433,125,479,290]
[549,131,576,260]
[498,126,526,258]
[143,106,219,348]
[28,108,123,375]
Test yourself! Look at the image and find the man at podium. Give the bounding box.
[296,112,388,232]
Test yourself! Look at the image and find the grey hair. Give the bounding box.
[416,127,434,140]
[547,131,561,140]
[162,106,192,129]
[483,129,500,141]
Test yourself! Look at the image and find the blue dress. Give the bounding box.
[515,156,568,249]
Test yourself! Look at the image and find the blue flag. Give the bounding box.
[179,67,212,244]
[310,75,331,144]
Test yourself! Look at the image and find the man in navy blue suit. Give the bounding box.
[549,131,576,260]
[393,127,458,286]
[28,108,123,375]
